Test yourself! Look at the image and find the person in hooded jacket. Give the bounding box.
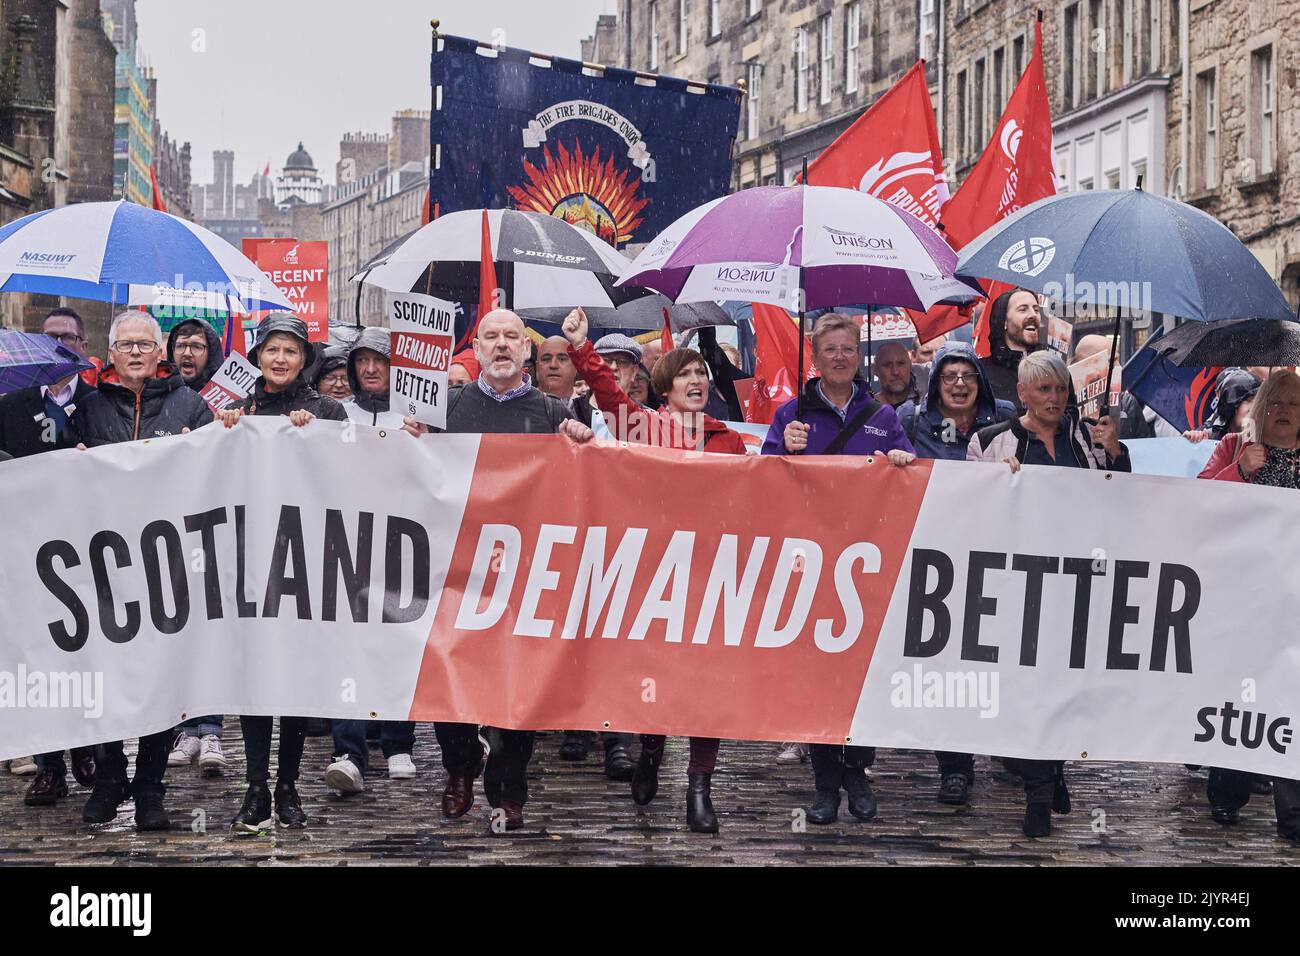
[563,307,744,833]
[217,314,346,832]
[980,288,1044,407]
[897,340,1015,806]
[311,346,352,402]
[166,319,224,392]
[343,326,405,429]
[968,350,1128,838]
[71,310,214,832]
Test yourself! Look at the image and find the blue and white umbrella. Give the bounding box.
[0,201,293,314]
[954,187,1295,323]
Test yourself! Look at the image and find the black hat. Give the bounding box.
[249,313,316,367]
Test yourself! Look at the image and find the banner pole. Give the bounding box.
[796,159,808,423]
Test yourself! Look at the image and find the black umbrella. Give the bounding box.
[1152,318,1300,368]
[517,295,734,333]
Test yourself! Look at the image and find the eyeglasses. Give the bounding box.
[939,372,977,385]
[173,341,209,354]
[819,347,859,358]
[112,340,159,354]
[46,332,84,346]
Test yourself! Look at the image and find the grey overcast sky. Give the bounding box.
[136,0,615,187]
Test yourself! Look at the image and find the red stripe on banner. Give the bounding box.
[408,437,933,742]
[390,331,453,372]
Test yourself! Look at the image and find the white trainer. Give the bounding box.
[8,755,37,775]
[198,735,228,775]
[167,734,202,767]
[325,757,365,794]
[387,753,417,780]
[776,742,809,763]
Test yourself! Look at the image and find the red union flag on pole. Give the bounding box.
[804,61,948,228]
[940,14,1057,356]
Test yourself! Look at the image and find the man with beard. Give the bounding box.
[402,309,595,833]
[166,319,223,391]
[535,335,577,400]
[980,288,1043,406]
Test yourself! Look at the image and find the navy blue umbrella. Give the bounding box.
[0,329,93,395]
[955,186,1294,323]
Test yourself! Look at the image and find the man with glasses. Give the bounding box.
[896,340,1015,806]
[166,318,224,391]
[0,308,99,805]
[68,311,214,831]
[762,314,916,827]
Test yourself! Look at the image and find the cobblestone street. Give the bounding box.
[2,726,1296,865]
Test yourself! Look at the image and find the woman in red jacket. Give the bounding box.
[562,307,745,832]
[1197,369,1300,845]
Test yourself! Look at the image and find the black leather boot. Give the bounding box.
[631,746,662,805]
[843,770,878,821]
[938,772,971,806]
[1023,802,1052,837]
[557,731,591,762]
[604,736,636,782]
[274,780,307,827]
[82,780,126,824]
[133,787,171,832]
[807,789,840,825]
[1052,764,1071,814]
[686,772,718,833]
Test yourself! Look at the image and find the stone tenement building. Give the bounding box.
[582,1,935,189]
[946,0,1298,309]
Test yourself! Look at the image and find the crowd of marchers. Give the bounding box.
[2,290,1297,843]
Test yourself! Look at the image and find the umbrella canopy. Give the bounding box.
[954,187,1295,323]
[616,184,981,312]
[0,201,293,314]
[355,208,644,311]
[1151,318,1300,368]
[0,329,94,395]
[518,295,733,333]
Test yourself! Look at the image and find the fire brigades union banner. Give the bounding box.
[430,32,742,248]
[2,417,1299,781]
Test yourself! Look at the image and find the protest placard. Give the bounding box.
[196,350,259,413]
[1069,347,1122,419]
[386,290,454,429]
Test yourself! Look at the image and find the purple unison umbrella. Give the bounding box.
[0,329,93,395]
[617,185,981,312]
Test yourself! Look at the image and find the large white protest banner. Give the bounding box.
[1,417,1297,780]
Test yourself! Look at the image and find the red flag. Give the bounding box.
[746,302,814,425]
[263,161,271,177]
[456,209,497,351]
[660,308,674,356]
[149,166,166,212]
[940,15,1057,356]
[804,60,949,228]
[223,314,247,357]
[421,188,432,226]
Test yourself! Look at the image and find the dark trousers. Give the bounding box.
[434,722,534,807]
[936,751,975,778]
[638,734,720,775]
[96,732,171,796]
[1005,757,1063,804]
[36,747,94,777]
[1208,768,1300,838]
[332,719,415,773]
[239,716,306,785]
[810,744,876,793]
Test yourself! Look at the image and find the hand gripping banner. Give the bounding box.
[1,417,1298,779]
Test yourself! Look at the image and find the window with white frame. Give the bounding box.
[919,0,937,63]
[1253,45,1275,175]
[1198,69,1218,189]
[747,61,761,140]
[845,2,860,94]
[709,0,720,38]
[748,0,761,16]
[649,2,659,70]
[956,69,968,158]
[678,0,688,55]
[819,14,833,105]
[794,27,808,113]
[1063,3,1080,108]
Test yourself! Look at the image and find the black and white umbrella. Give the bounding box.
[1152,318,1300,368]
[354,208,645,311]
[518,295,734,333]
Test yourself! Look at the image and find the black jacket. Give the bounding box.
[166,321,224,391]
[238,376,348,420]
[69,366,213,447]
[0,377,96,458]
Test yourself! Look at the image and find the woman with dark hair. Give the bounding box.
[219,314,348,833]
[562,306,745,833]
[980,287,1044,406]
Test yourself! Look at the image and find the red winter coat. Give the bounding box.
[1198,433,1253,483]
[568,340,748,456]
